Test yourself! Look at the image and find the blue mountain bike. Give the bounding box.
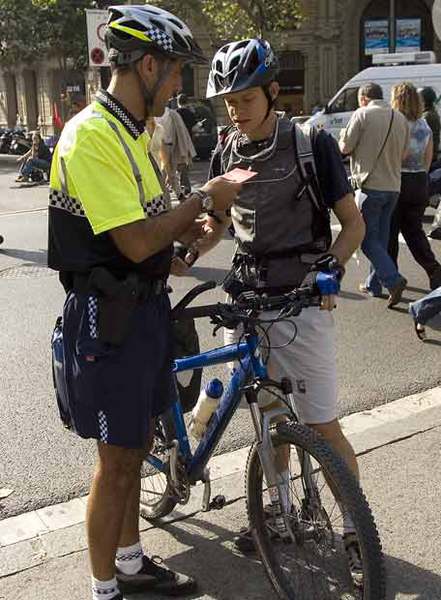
[140,279,385,600]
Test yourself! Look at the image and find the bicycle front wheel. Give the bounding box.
[246,421,385,600]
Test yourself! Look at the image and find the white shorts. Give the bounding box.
[224,307,338,424]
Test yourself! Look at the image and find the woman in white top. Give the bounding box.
[388,82,441,291]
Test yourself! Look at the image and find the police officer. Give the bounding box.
[195,38,366,576]
[48,6,240,600]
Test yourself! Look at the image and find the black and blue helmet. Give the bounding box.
[207,38,279,98]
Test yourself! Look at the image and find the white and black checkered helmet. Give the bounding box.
[106,4,207,66]
[207,38,279,98]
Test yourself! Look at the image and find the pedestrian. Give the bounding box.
[15,131,51,183]
[176,93,197,137]
[409,286,441,341]
[388,82,441,291]
[176,93,198,194]
[420,86,440,166]
[339,82,409,307]
[155,105,196,200]
[194,37,366,580]
[47,5,240,600]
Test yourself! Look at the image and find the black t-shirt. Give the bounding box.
[210,126,352,209]
[176,107,197,137]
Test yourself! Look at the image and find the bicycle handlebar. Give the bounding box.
[172,282,321,327]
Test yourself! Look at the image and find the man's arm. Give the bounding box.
[330,193,365,265]
[339,111,363,156]
[110,178,240,263]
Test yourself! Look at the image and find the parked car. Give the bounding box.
[189,100,218,160]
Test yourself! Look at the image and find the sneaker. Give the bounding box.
[233,506,290,555]
[343,532,363,588]
[116,555,197,596]
[233,526,257,554]
[429,266,441,291]
[15,175,25,182]
[358,283,382,298]
[387,277,407,308]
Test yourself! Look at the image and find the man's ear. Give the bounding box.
[269,81,280,101]
[139,53,156,80]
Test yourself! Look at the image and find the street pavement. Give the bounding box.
[1,158,441,524]
[1,390,441,599]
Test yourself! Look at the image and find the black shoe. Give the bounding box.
[233,506,291,555]
[116,555,197,596]
[429,266,441,291]
[387,277,407,308]
[234,526,257,554]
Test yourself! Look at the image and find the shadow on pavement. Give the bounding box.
[0,247,47,266]
[340,290,370,302]
[386,554,441,599]
[150,515,273,600]
[143,515,441,600]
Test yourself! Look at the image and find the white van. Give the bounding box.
[307,51,441,140]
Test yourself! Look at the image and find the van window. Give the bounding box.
[328,87,360,114]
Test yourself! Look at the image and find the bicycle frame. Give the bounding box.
[146,332,269,485]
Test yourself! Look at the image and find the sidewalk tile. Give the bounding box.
[36,498,86,531]
[0,511,48,547]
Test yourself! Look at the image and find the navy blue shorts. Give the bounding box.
[62,291,175,449]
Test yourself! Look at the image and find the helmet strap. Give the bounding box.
[132,57,175,119]
[260,84,275,125]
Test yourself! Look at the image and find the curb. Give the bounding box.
[1,386,441,579]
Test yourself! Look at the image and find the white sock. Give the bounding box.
[115,541,143,575]
[91,576,120,600]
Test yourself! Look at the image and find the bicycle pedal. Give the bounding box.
[209,494,226,510]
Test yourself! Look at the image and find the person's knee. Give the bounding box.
[96,444,143,489]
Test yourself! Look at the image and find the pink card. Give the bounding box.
[222,167,258,183]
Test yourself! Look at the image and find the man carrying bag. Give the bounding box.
[340,82,409,307]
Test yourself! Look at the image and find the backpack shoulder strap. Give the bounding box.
[291,119,327,212]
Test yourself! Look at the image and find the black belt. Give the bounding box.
[71,271,167,301]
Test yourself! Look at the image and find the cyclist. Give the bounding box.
[195,38,366,570]
[47,6,240,600]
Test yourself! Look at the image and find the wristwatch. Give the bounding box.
[192,189,215,213]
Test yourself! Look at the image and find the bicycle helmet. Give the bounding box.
[106,4,207,66]
[207,38,279,98]
[419,86,438,108]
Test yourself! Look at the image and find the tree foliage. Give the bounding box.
[0,0,303,69]
[0,0,95,68]
[154,0,303,42]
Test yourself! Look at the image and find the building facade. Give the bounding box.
[0,0,439,132]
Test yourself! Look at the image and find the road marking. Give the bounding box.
[0,206,48,217]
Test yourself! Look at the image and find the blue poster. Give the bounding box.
[396,18,421,53]
[365,20,389,56]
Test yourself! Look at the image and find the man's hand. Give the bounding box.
[170,256,191,277]
[178,219,205,247]
[200,176,242,212]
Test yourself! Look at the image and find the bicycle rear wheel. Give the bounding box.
[246,421,385,600]
[140,412,178,522]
